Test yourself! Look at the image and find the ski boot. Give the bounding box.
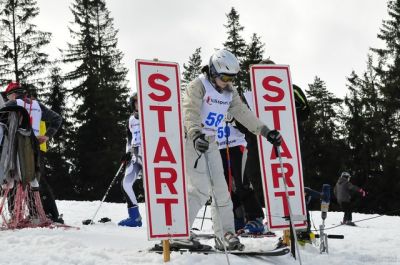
[238,218,276,237]
[242,218,265,234]
[275,237,287,249]
[118,206,142,227]
[169,232,211,251]
[53,214,65,224]
[215,232,245,251]
[297,230,312,246]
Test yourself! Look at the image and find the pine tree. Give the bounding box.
[300,77,346,190]
[223,7,247,93]
[242,33,265,91]
[182,47,202,91]
[341,56,393,213]
[343,57,385,174]
[371,0,400,144]
[64,0,129,201]
[42,66,75,199]
[369,0,400,212]
[0,0,51,89]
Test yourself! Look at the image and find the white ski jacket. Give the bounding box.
[183,77,269,141]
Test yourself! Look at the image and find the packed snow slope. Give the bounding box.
[0,200,398,265]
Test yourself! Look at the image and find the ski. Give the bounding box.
[238,231,276,238]
[150,242,213,252]
[146,244,290,257]
[192,231,276,239]
[48,223,80,230]
[191,233,215,239]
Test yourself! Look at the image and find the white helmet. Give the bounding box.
[209,49,240,77]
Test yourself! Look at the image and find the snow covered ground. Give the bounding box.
[0,200,399,265]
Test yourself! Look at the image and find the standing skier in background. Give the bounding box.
[235,59,310,234]
[217,117,266,234]
[334,171,367,226]
[180,49,282,251]
[217,116,246,231]
[118,93,143,227]
[4,82,63,223]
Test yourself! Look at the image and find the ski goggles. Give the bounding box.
[217,74,236,83]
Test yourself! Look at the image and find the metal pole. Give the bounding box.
[276,147,303,265]
[225,122,233,194]
[86,162,125,224]
[200,203,208,230]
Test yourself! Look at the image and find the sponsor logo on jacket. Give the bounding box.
[206,96,230,106]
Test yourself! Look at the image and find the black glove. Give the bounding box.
[193,132,209,153]
[120,152,132,163]
[266,130,282,146]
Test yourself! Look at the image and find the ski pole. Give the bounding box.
[83,161,125,225]
[225,122,233,194]
[200,202,208,230]
[275,146,303,265]
[204,151,231,265]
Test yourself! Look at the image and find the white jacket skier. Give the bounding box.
[182,49,282,250]
[118,93,142,227]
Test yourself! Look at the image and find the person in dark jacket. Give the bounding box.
[334,171,366,225]
[217,117,266,234]
[231,59,311,235]
[4,82,63,223]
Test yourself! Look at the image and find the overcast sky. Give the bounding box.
[35,0,389,98]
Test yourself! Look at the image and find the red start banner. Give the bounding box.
[136,60,189,240]
[250,64,307,230]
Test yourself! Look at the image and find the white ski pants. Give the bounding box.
[185,136,235,237]
[122,160,141,206]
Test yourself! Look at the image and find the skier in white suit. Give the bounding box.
[118,93,142,227]
[179,49,282,250]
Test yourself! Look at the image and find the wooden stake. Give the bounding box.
[163,239,170,262]
[283,229,291,246]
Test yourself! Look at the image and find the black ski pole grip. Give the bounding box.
[315,234,344,239]
[327,234,344,239]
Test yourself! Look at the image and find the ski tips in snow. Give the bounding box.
[98,217,112,223]
[82,217,112,225]
[82,219,94,225]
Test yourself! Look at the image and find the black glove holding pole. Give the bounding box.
[261,126,282,146]
[193,131,209,153]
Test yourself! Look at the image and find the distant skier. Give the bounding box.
[334,172,366,226]
[179,49,281,251]
[118,93,142,227]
